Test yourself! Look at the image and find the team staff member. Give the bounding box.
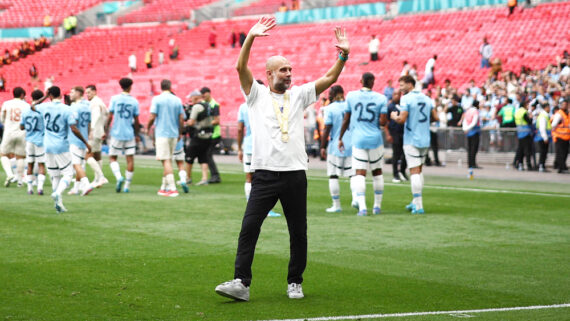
[201,87,222,183]
[0,87,28,187]
[552,98,569,173]
[534,103,551,172]
[185,90,217,185]
[215,16,350,301]
[514,102,533,171]
[387,89,407,182]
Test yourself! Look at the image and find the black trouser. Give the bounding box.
[207,137,221,178]
[370,52,378,61]
[515,136,533,168]
[425,131,440,165]
[234,170,307,286]
[537,140,549,167]
[391,133,406,177]
[467,133,480,168]
[555,139,569,170]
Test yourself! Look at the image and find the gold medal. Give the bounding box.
[271,92,290,143]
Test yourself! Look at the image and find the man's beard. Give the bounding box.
[273,78,290,92]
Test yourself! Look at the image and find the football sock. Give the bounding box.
[179,170,187,184]
[328,178,340,208]
[411,173,423,210]
[165,173,176,191]
[50,175,61,192]
[87,157,104,182]
[26,174,34,192]
[37,174,46,191]
[372,174,384,209]
[160,176,166,191]
[80,177,91,192]
[16,159,25,183]
[350,176,358,205]
[244,182,251,200]
[1,156,14,177]
[124,171,134,189]
[110,161,122,180]
[56,175,71,196]
[354,175,366,211]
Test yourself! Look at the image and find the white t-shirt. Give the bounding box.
[244,80,316,171]
[368,38,379,54]
[1,98,29,134]
[89,95,108,139]
[128,54,137,69]
[425,58,435,76]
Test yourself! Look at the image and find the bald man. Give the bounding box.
[215,16,350,301]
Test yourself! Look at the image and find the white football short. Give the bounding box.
[25,142,45,164]
[404,145,429,169]
[70,144,87,165]
[46,152,73,177]
[243,153,253,173]
[327,154,354,177]
[0,131,25,156]
[352,146,384,171]
[88,137,102,153]
[109,137,136,156]
[155,137,177,161]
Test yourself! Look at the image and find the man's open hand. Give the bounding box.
[249,16,277,38]
[334,27,350,55]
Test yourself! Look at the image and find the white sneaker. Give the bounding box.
[392,178,401,183]
[215,279,249,301]
[287,283,304,299]
[94,177,109,188]
[326,206,341,213]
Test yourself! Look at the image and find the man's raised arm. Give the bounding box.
[315,27,350,96]
[236,16,276,96]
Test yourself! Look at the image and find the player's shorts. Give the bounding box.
[109,137,136,156]
[352,146,384,171]
[404,145,429,169]
[70,144,87,165]
[155,137,177,161]
[185,138,210,164]
[173,145,185,161]
[243,153,253,173]
[25,142,45,164]
[0,131,25,156]
[46,152,73,177]
[89,137,103,153]
[327,154,354,177]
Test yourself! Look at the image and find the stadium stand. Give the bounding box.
[0,0,105,28]
[97,2,568,125]
[117,0,217,24]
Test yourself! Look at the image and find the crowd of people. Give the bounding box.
[0,36,51,68]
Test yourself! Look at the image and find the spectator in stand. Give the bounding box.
[400,60,410,76]
[490,58,502,81]
[409,64,418,82]
[498,98,516,128]
[384,79,394,101]
[158,50,165,65]
[170,45,179,60]
[230,29,238,48]
[43,15,51,27]
[239,31,246,47]
[468,79,482,96]
[0,74,5,92]
[29,64,38,81]
[279,2,288,12]
[479,37,492,68]
[422,55,437,89]
[292,0,300,10]
[129,53,137,73]
[447,95,463,127]
[368,35,379,62]
[209,27,217,48]
[508,0,517,15]
[44,76,54,91]
[69,15,78,35]
[145,48,153,69]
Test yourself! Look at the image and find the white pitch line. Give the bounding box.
[256,303,570,321]
[135,165,570,198]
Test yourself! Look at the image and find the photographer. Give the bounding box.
[184,90,218,185]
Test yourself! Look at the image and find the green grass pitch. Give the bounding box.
[1,159,569,320]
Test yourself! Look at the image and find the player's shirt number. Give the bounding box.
[355,102,376,123]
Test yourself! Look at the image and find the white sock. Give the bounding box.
[354,175,367,211]
[350,176,358,205]
[1,156,14,177]
[160,176,166,191]
[87,157,104,181]
[328,178,341,208]
[411,173,423,210]
[16,159,25,183]
[179,170,187,184]
[70,179,79,193]
[244,182,252,200]
[420,173,424,185]
[165,173,175,191]
[80,177,91,192]
[372,174,384,209]
[27,174,34,192]
[56,175,71,195]
[50,175,61,192]
[110,161,122,180]
[98,160,103,171]
[10,158,16,175]
[38,174,46,191]
[125,171,134,189]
